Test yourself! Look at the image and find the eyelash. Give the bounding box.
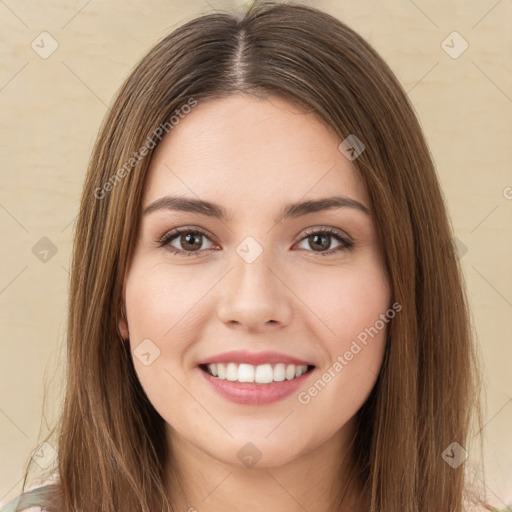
[156,226,354,258]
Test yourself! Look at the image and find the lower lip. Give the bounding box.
[198,366,315,405]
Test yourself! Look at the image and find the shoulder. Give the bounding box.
[0,485,54,512]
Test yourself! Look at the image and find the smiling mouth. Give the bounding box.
[199,362,316,385]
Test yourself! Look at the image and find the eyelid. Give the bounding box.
[156,226,218,255]
[156,225,215,246]
[157,225,353,257]
[298,225,353,244]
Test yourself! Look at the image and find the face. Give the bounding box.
[119,93,391,469]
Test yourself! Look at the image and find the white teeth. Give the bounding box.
[295,365,307,378]
[205,362,310,384]
[285,364,296,380]
[273,363,286,382]
[226,362,238,381]
[255,364,273,383]
[238,363,255,383]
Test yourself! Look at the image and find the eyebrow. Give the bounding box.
[142,195,371,223]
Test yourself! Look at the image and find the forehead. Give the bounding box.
[142,93,369,213]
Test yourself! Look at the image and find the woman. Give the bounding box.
[2,1,504,511]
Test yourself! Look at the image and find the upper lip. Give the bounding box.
[198,350,314,367]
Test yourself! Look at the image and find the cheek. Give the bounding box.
[294,256,391,344]
[123,262,197,420]
[124,260,210,339]
[123,259,222,406]
[292,259,390,416]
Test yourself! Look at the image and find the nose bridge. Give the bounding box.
[216,235,292,328]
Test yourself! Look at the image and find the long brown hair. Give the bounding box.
[12,1,491,511]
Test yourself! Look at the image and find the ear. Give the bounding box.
[118,302,129,340]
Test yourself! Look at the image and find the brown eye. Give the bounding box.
[177,232,203,252]
[306,233,333,251]
[158,228,216,257]
[295,228,353,256]
[158,226,353,258]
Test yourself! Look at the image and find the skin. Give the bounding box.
[118,93,391,512]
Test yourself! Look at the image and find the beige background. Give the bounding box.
[1,0,511,508]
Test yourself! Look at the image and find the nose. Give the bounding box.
[216,249,294,332]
